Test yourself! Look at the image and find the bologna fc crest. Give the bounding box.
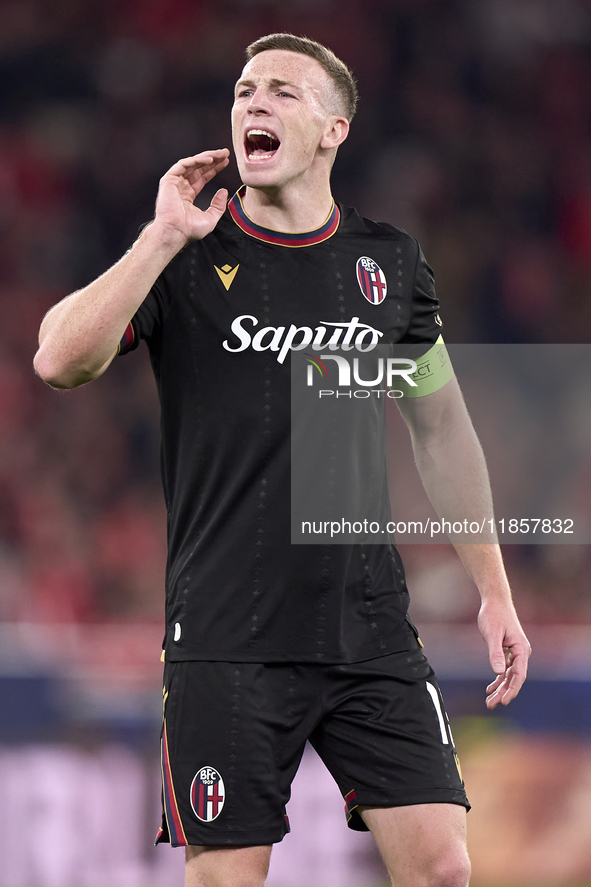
[190,766,225,822]
[356,256,388,305]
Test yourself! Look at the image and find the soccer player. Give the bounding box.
[34,34,530,887]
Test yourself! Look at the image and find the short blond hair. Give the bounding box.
[245,33,358,122]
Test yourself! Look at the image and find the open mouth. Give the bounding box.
[244,129,281,161]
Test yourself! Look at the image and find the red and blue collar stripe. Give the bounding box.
[228,187,340,247]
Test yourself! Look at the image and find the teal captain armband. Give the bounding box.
[401,335,454,398]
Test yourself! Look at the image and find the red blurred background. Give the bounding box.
[1,0,591,883]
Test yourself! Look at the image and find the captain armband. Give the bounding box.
[401,335,455,398]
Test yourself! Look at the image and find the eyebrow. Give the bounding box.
[235,78,300,92]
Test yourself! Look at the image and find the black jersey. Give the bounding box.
[121,190,442,663]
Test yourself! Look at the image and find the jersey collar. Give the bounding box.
[228,186,340,248]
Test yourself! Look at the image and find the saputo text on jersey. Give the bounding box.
[222,314,384,364]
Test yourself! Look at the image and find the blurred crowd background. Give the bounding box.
[2,0,591,627]
[2,2,591,884]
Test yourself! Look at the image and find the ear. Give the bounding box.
[320,116,349,151]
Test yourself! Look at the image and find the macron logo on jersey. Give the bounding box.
[214,263,240,291]
[222,315,384,364]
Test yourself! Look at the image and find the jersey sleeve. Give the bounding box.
[402,240,443,345]
[117,262,175,356]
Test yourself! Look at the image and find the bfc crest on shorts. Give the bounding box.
[356,257,388,305]
[190,767,225,822]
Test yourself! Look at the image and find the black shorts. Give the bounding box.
[155,641,469,847]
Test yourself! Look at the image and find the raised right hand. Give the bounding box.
[152,149,230,248]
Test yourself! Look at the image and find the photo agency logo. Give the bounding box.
[293,343,591,546]
[303,350,419,399]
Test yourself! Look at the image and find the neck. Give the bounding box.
[241,181,335,233]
